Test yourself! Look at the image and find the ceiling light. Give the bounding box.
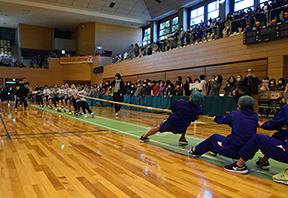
[109,2,115,8]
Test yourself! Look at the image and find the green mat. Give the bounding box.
[31,105,287,182]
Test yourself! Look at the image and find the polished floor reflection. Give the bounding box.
[0,102,287,198]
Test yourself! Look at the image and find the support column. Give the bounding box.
[150,21,158,43]
[179,8,188,31]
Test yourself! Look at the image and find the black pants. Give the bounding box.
[113,92,123,113]
[78,101,92,114]
[115,104,121,113]
[37,98,44,106]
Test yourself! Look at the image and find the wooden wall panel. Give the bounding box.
[138,72,166,82]
[20,24,53,50]
[102,35,288,80]
[166,67,206,82]
[0,58,63,89]
[62,64,91,81]
[284,56,288,80]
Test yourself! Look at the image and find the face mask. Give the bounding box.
[229,79,234,82]
[168,86,171,88]
[279,81,282,84]
[143,84,146,87]
[131,85,134,88]
[148,83,151,85]
[212,79,215,82]
[127,83,130,86]
[270,81,274,85]
[137,84,140,87]
[237,78,241,81]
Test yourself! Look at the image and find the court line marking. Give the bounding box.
[4,130,108,137]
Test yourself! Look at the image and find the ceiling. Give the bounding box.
[0,0,203,30]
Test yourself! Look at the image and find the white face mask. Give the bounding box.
[279,81,282,84]
[237,78,241,81]
[137,84,140,87]
[229,79,234,82]
[270,81,274,85]
[148,83,151,85]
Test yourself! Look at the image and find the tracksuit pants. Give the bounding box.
[239,132,288,163]
[195,134,242,159]
[14,96,27,108]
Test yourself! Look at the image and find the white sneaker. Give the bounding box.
[91,112,95,118]
[84,114,87,118]
[55,108,57,110]
[115,112,119,117]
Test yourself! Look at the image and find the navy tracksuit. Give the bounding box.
[195,109,258,159]
[239,104,288,163]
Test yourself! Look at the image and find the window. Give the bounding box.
[190,6,204,26]
[143,28,151,46]
[159,20,170,40]
[207,1,219,20]
[172,17,179,33]
[234,0,254,12]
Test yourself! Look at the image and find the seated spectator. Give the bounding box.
[277,78,286,90]
[245,23,252,32]
[283,12,288,23]
[223,76,236,96]
[184,77,193,96]
[157,81,166,96]
[254,21,261,30]
[152,81,160,96]
[209,75,223,96]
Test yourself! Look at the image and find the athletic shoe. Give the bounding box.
[55,108,57,111]
[75,113,78,116]
[69,111,72,115]
[224,162,248,174]
[272,169,288,185]
[64,109,66,112]
[39,105,41,108]
[57,109,61,112]
[139,135,150,143]
[46,105,48,108]
[188,147,199,157]
[179,137,188,145]
[24,107,29,110]
[209,150,217,156]
[255,157,270,170]
[84,114,87,118]
[79,112,82,115]
[50,106,53,109]
[42,105,44,108]
[115,112,119,117]
[15,108,17,111]
[91,112,95,118]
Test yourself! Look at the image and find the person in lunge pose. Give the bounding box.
[139,91,204,145]
[224,102,288,185]
[189,96,258,160]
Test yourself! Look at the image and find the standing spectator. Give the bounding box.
[134,43,140,57]
[232,86,250,103]
[223,76,236,96]
[164,83,175,98]
[146,81,154,95]
[260,77,270,91]
[167,31,174,49]
[209,75,223,96]
[235,74,243,88]
[134,81,144,97]
[207,75,216,95]
[175,76,183,87]
[129,44,134,59]
[242,68,262,114]
[173,30,179,48]
[152,81,160,96]
[35,84,40,91]
[269,78,276,91]
[184,77,193,96]
[157,81,166,96]
[225,13,233,36]
[179,26,185,46]
[200,74,207,95]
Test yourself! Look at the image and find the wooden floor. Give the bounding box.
[0,102,287,198]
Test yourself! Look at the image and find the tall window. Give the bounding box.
[172,17,179,33]
[190,6,204,26]
[207,1,219,20]
[143,28,151,46]
[159,20,170,40]
[234,0,254,12]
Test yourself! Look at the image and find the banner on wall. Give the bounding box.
[60,56,93,64]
